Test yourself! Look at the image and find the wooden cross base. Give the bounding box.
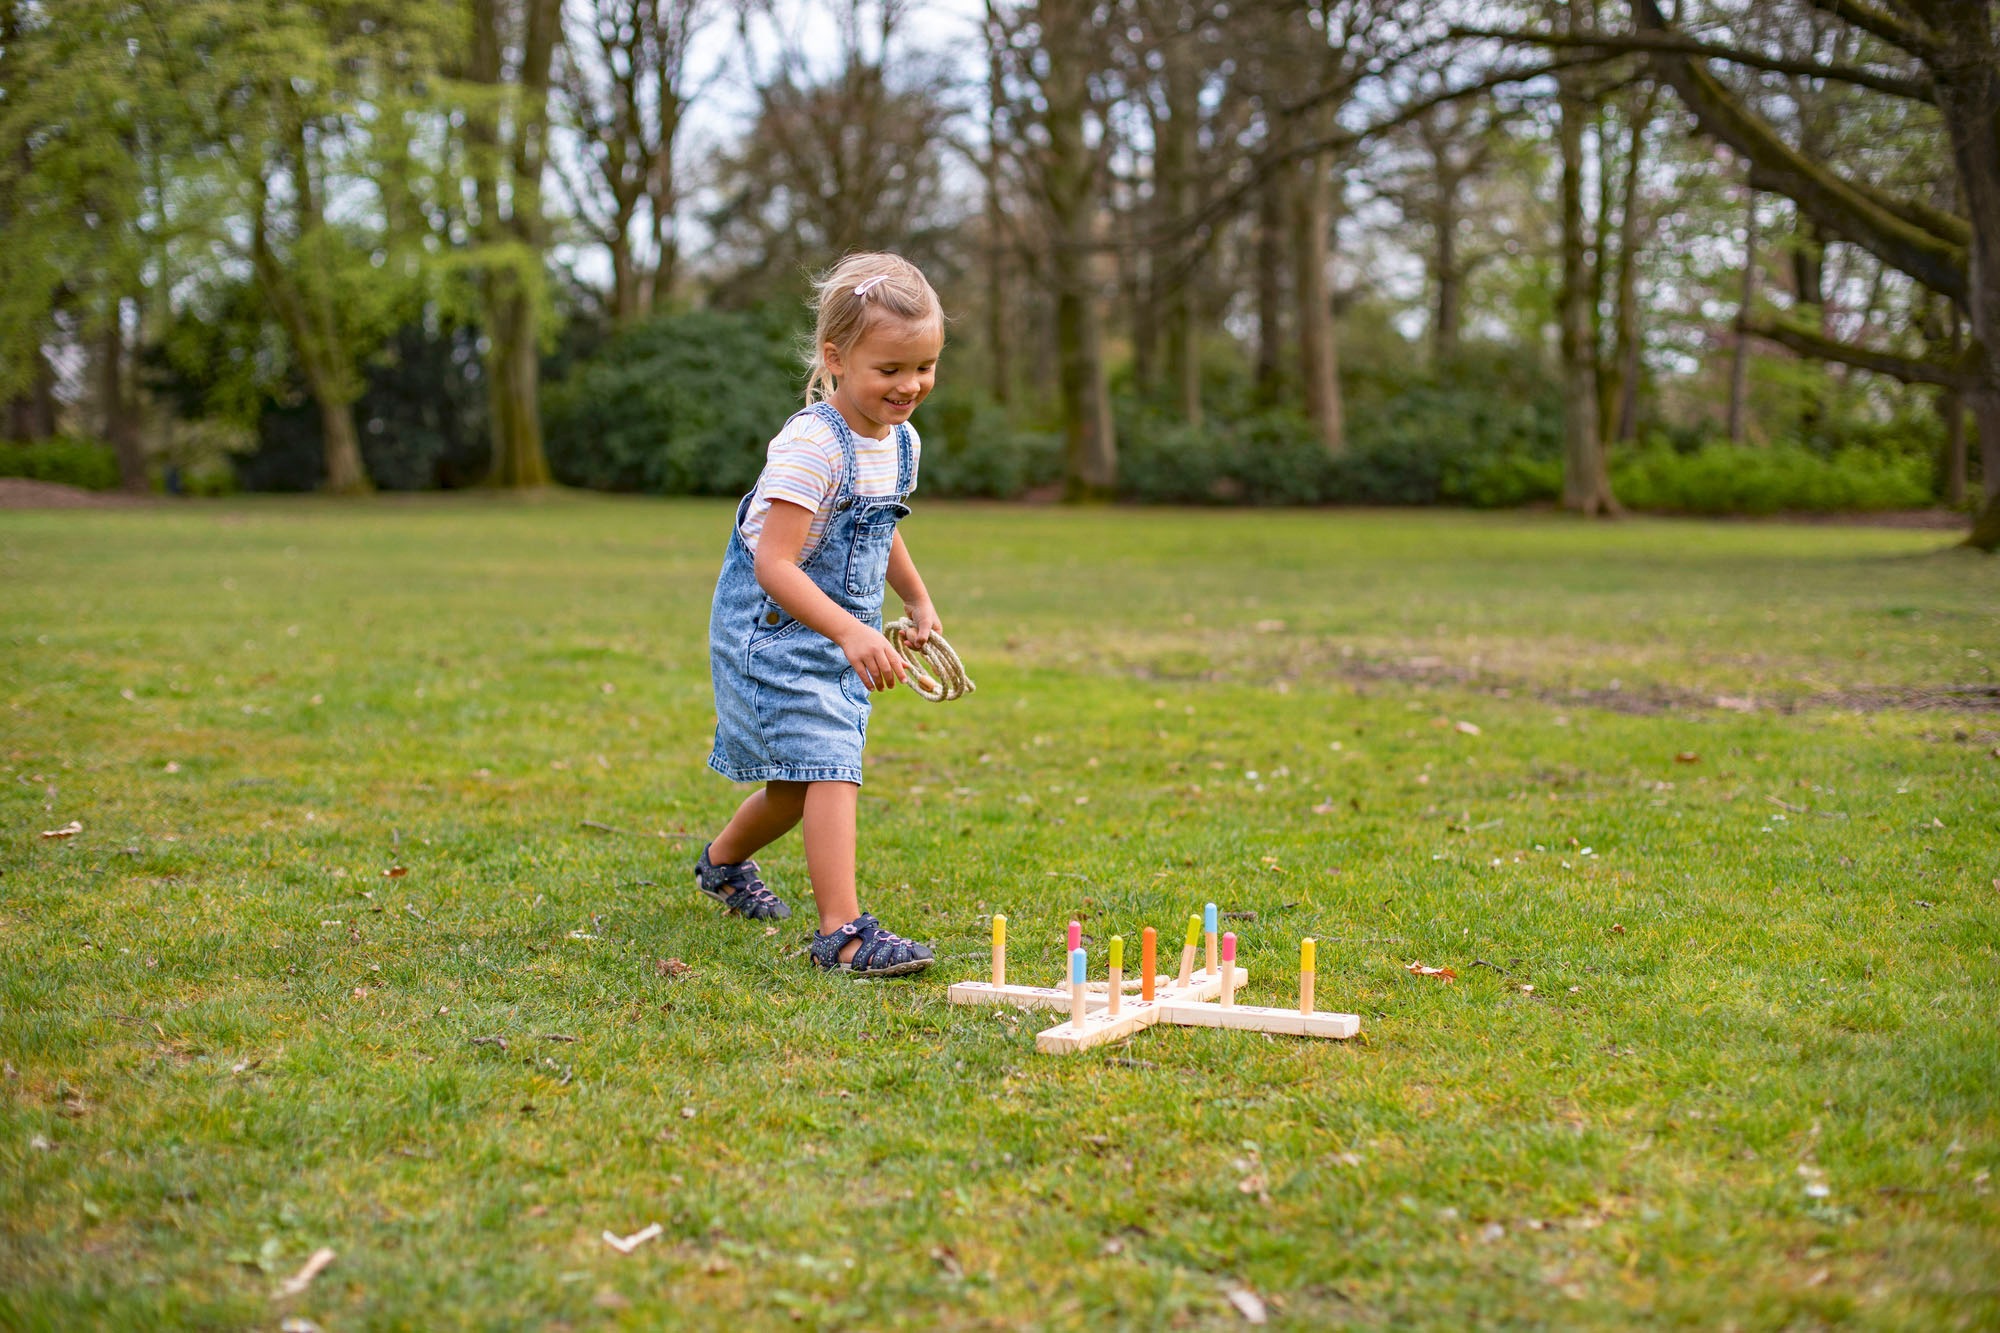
[1033,971,1360,1054]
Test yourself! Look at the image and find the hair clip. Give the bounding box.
[853,275,890,298]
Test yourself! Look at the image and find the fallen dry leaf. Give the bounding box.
[383,865,407,879]
[1454,720,1482,736]
[1674,752,1700,764]
[40,821,82,840]
[656,958,693,979]
[1405,961,1457,983]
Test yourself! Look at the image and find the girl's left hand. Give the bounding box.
[901,600,944,649]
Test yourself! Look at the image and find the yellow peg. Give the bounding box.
[991,914,1007,988]
[1183,915,1201,949]
[1299,936,1316,1015]
[1107,935,1124,1017]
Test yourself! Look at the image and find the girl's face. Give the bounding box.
[825,316,943,439]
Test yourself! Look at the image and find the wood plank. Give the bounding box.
[1154,1001,1360,1038]
[1033,999,1169,1054]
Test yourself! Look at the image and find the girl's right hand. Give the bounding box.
[841,623,908,692]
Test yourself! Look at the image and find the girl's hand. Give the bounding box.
[841,623,909,692]
[900,600,944,649]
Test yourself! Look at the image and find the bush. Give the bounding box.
[1610,440,1934,513]
[0,437,120,490]
[1113,345,1566,509]
[543,309,800,495]
[912,387,1062,498]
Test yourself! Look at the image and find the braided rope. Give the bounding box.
[883,618,976,703]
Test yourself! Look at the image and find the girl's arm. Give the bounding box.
[753,500,908,692]
[886,530,941,648]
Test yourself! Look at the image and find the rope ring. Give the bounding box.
[883,619,976,703]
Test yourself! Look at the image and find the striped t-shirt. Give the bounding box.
[738,410,921,561]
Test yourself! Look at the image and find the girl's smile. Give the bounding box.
[825,318,944,439]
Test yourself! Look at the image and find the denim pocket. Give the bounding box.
[844,502,909,596]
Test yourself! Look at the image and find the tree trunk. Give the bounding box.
[1158,49,1201,427]
[1606,86,1656,443]
[1292,149,1343,455]
[317,390,369,494]
[6,347,58,441]
[983,11,1010,406]
[1254,174,1285,402]
[1434,190,1461,362]
[472,0,559,489]
[485,275,551,487]
[1928,17,2000,550]
[1558,59,1617,516]
[97,316,146,492]
[1727,187,1759,443]
[1940,303,1966,506]
[1042,0,1115,497]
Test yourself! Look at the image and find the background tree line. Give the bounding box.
[1,0,1993,547]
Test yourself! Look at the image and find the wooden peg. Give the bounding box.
[1299,937,1315,1014]
[1204,902,1218,976]
[1220,932,1238,1007]
[1176,914,1199,991]
[1107,936,1123,1017]
[992,914,1006,988]
[1069,947,1088,1030]
[1141,927,1157,1003]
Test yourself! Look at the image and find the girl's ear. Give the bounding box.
[821,340,845,379]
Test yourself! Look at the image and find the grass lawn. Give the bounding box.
[2,497,1997,1330]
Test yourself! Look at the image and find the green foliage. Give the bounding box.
[0,437,120,490]
[543,309,801,495]
[151,307,489,492]
[907,386,1063,498]
[1611,439,1935,514]
[1114,346,1565,507]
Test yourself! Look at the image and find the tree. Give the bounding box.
[557,0,712,326]
[1627,0,1999,548]
[1556,6,1618,514]
[468,0,562,489]
[989,0,1118,497]
[135,0,452,494]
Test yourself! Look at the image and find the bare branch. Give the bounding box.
[1801,0,1944,58]
[1448,24,1934,102]
[1746,317,1980,390]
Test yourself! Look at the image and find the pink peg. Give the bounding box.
[1067,920,1082,952]
[1220,931,1237,962]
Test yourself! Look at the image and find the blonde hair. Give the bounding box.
[804,252,944,405]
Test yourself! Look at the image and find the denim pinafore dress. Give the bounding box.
[707,402,915,786]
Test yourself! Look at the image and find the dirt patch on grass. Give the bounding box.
[1344,655,2000,716]
[0,479,154,510]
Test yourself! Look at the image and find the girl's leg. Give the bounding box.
[708,781,808,864]
[801,780,863,962]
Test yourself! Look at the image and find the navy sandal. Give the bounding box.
[810,912,933,978]
[692,845,792,921]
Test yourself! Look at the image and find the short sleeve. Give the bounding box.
[758,418,841,514]
[904,424,921,495]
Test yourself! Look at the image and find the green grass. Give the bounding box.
[2,497,1997,1330]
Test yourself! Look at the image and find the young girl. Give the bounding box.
[693,253,945,977]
